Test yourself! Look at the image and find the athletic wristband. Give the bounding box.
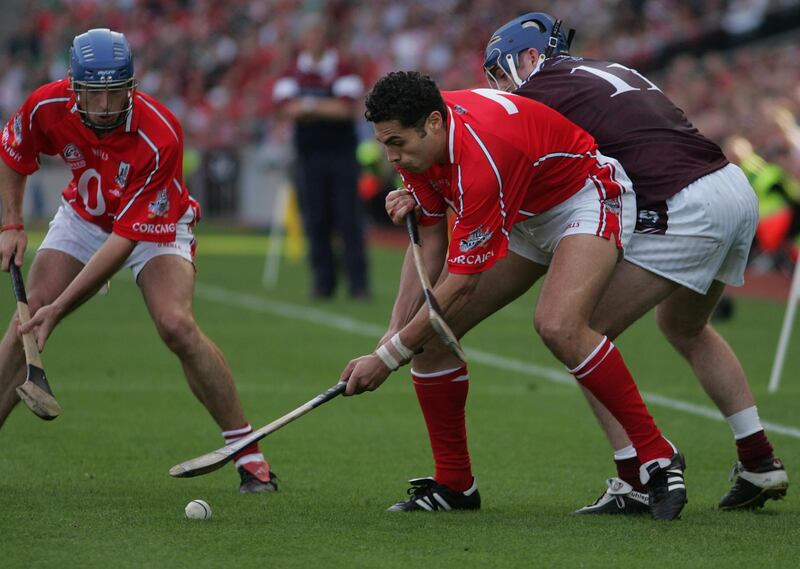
[390,333,414,361]
[376,344,400,371]
[0,224,24,232]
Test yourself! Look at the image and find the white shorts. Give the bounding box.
[509,154,636,266]
[39,201,197,282]
[626,164,758,294]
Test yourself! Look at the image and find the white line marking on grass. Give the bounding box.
[194,283,800,440]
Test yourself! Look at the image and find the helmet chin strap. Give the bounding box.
[503,53,527,88]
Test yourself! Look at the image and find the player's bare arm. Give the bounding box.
[384,220,449,335]
[0,160,28,271]
[341,220,478,396]
[20,233,136,350]
[341,268,480,395]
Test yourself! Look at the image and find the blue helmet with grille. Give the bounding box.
[69,28,136,131]
[483,13,573,91]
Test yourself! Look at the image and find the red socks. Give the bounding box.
[569,337,673,464]
[736,430,774,470]
[412,366,473,492]
[223,424,269,469]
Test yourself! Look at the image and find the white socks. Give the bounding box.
[726,406,764,440]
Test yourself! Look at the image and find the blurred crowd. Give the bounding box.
[1,0,798,161]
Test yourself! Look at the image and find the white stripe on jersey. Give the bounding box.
[173,178,183,194]
[116,129,160,221]
[456,164,465,216]
[447,107,455,163]
[136,95,179,143]
[590,175,608,237]
[463,123,509,238]
[532,152,588,168]
[29,97,70,130]
[399,172,446,219]
[125,106,133,132]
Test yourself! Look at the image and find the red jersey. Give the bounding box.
[398,89,622,274]
[0,80,194,242]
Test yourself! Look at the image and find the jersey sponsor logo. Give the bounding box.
[62,143,86,169]
[454,105,468,115]
[448,250,495,266]
[114,162,130,194]
[2,142,22,162]
[92,148,109,160]
[147,188,170,218]
[132,222,176,234]
[459,226,492,252]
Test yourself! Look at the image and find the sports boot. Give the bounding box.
[575,477,649,515]
[719,457,788,510]
[238,460,278,494]
[387,477,480,512]
[642,452,687,521]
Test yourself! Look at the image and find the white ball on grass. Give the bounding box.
[185,499,212,520]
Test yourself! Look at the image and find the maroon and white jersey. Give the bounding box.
[516,56,728,231]
[398,89,626,274]
[0,80,196,242]
[273,49,363,152]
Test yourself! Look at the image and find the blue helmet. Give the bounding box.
[483,13,573,91]
[69,28,136,131]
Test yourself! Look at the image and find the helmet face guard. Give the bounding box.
[483,12,573,91]
[69,28,136,132]
[70,77,137,131]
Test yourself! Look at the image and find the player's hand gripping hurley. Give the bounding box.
[10,264,60,420]
[405,213,467,362]
[170,381,346,478]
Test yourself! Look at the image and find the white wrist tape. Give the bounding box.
[390,333,414,361]
[376,344,400,371]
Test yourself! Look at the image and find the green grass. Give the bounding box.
[0,231,798,568]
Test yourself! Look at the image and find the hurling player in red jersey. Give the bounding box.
[339,71,687,520]
[0,29,276,493]
[479,13,786,514]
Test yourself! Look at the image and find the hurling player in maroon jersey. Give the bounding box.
[0,29,276,493]
[479,13,787,513]
[340,71,687,520]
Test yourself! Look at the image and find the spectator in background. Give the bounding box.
[273,13,369,300]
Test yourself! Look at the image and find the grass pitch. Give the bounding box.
[0,230,798,568]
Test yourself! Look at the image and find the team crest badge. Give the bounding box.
[1,126,8,146]
[63,143,83,162]
[115,162,130,191]
[459,226,492,252]
[12,113,23,146]
[62,143,86,169]
[148,188,170,218]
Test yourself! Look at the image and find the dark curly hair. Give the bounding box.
[364,71,447,131]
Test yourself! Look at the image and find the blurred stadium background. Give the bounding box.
[2,3,800,567]
[2,0,799,237]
